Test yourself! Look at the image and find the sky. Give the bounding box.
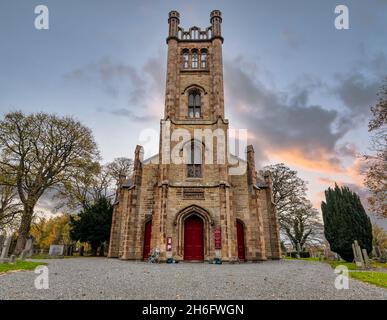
[0,0,386,228]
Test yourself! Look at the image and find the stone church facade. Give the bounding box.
[108,10,281,262]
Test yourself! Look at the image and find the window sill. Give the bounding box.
[180,68,209,73]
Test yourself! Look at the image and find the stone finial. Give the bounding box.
[210,10,223,39]
[134,145,144,164]
[133,145,144,186]
[246,145,257,185]
[168,10,180,40]
[169,10,180,20]
[210,10,222,22]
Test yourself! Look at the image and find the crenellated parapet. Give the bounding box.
[167,10,223,43]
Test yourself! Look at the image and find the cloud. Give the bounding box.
[331,52,387,124]
[109,108,155,121]
[64,58,146,103]
[224,57,347,171]
[333,73,380,118]
[64,52,166,122]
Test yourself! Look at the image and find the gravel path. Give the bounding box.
[0,258,385,300]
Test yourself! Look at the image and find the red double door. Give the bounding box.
[237,221,246,260]
[143,220,152,260]
[184,215,204,261]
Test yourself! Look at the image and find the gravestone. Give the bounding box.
[352,240,365,269]
[0,234,5,250]
[362,249,371,268]
[0,236,12,263]
[375,246,382,258]
[20,237,34,260]
[25,238,34,256]
[49,244,64,256]
[9,255,16,264]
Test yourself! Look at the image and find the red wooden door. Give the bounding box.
[184,215,204,261]
[143,220,152,260]
[237,221,246,260]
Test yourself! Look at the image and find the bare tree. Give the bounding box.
[56,157,133,212]
[365,79,387,218]
[263,163,324,253]
[263,163,307,218]
[0,112,99,254]
[281,198,324,256]
[106,157,133,186]
[56,162,113,211]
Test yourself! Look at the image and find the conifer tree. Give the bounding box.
[321,184,373,262]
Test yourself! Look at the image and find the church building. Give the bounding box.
[108,10,281,262]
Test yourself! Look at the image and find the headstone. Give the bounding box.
[19,250,28,261]
[40,248,44,255]
[0,236,12,263]
[0,234,5,250]
[375,246,382,258]
[372,246,377,258]
[352,240,365,268]
[9,255,16,264]
[49,244,64,256]
[24,238,34,257]
[362,249,370,268]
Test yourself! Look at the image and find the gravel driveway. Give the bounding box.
[0,258,385,300]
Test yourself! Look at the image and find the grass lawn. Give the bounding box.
[350,272,387,289]
[285,256,387,288]
[284,256,321,262]
[0,260,47,274]
[29,254,88,259]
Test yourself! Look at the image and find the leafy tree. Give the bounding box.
[321,184,373,261]
[0,112,99,254]
[364,79,387,218]
[30,215,71,249]
[69,197,113,256]
[372,223,387,252]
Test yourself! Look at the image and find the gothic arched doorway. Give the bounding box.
[184,215,204,261]
[143,220,152,260]
[236,220,246,261]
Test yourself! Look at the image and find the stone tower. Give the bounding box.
[108,10,281,262]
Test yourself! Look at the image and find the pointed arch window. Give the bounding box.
[192,51,198,69]
[182,50,189,69]
[188,91,201,118]
[200,50,207,69]
[187,141,202,178]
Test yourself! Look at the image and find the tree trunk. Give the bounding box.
[14,206,34,255]
[99,244,105,257]
[91,242,99,256]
